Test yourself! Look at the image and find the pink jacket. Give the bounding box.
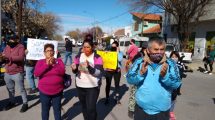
[34,58,65,95]
[3,44,25,75]
[127,44,139,60]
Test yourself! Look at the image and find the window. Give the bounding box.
[125,41,130,46]
[143,21,148,27]
[189,32,196,41]
[120,41,124,46]
[134,22,139,31]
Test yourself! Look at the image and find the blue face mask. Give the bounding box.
[149,53,164,63]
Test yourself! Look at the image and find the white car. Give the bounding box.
[77,41,83,46]
[165,44,192,62]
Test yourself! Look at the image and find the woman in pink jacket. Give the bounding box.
[34,43,65,120]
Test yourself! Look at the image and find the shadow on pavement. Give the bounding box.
[62,88,78,106]
[97,84,129,120]
[197,67,205,73]
[0,78,5,87]
[62,101,82,120]
[212,98,215,104]
[0,94,39,111]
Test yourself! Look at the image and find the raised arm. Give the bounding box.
[126,58,145,85]
[160,60,182,90]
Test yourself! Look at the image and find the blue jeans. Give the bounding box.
[64,51,72,65]
[40,91,62,120]
[25,66,37,89]
[4,73,28,103]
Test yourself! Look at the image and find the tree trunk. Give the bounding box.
[17,0,24,39]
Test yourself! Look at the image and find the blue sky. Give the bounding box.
[41,0,133,35]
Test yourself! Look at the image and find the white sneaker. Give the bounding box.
[204,71,209,74]
[209,73,213,75]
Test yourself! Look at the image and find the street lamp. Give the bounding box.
[83,11,96,41]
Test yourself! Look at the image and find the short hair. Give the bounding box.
[148,36,166,48]
[131,39,135,44]
[44,43,54,52]
[112,41,119,47]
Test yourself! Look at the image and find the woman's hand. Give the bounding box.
[46,57,55,65]
[71,63,77,70]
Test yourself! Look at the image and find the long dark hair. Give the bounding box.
[170,51,181,61]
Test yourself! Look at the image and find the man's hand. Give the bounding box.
[160,62,168,77]
[140,61,148,75]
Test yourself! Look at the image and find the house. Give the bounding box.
[130,12,162,37]
[163,3,215,60]
[113,28,125,39]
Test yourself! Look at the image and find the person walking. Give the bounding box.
[25,49,38,94]
[203,45,215,75]
[169,51,185,120]
[104,41,123,105]
[71,37,103,120]
[2,35,28,112]
[126,37,182,120]
[64,38,73,65]
[34,43,65,120]
[127,46,146,118]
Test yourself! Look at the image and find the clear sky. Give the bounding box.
[40,0,133,35]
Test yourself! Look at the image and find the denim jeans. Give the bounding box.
[4,73,28,103]
[76,87,100,120]
[64,51,72,65]
[25,66,37,89]
[40,91,62,120]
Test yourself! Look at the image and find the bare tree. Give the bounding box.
[66,29,81,41]
[122,0,214,50]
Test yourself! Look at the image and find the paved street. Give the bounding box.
[0,50,215,120]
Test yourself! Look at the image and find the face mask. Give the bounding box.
[7,41,18,48]
[110,47,117,51]
[148,53,164,63]
[172,58,178,62]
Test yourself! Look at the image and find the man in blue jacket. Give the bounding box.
[126,37,181,120]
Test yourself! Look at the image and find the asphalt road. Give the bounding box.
[0,49,214,120]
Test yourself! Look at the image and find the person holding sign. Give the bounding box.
[2,35,28,113]
[104,41,123,105]
[71,38,103,120]
[34,43,65,120]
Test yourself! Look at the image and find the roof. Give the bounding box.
[114,29,125,36]
[143,25,161,34]
[131,12,162,21]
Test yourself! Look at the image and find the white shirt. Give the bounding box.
[76,53,99,88]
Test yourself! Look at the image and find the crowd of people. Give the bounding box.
[0,33,214,120]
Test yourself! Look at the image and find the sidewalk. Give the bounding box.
[186,60,215,74]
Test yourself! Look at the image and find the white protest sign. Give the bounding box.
[26,38,58,60]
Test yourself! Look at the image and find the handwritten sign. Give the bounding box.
[96,51,118,70]
[26,38,58,60]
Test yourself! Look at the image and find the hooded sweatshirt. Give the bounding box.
[3,44,25,75]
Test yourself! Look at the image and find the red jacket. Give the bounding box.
[3,44,25,75]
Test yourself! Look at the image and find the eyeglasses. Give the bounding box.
[45,50,54,53]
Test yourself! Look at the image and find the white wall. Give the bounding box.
[164,20,215,60]
[125,26,132,37]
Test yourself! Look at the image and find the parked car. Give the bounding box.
[165,44,192,62]
[77,41,83,46]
